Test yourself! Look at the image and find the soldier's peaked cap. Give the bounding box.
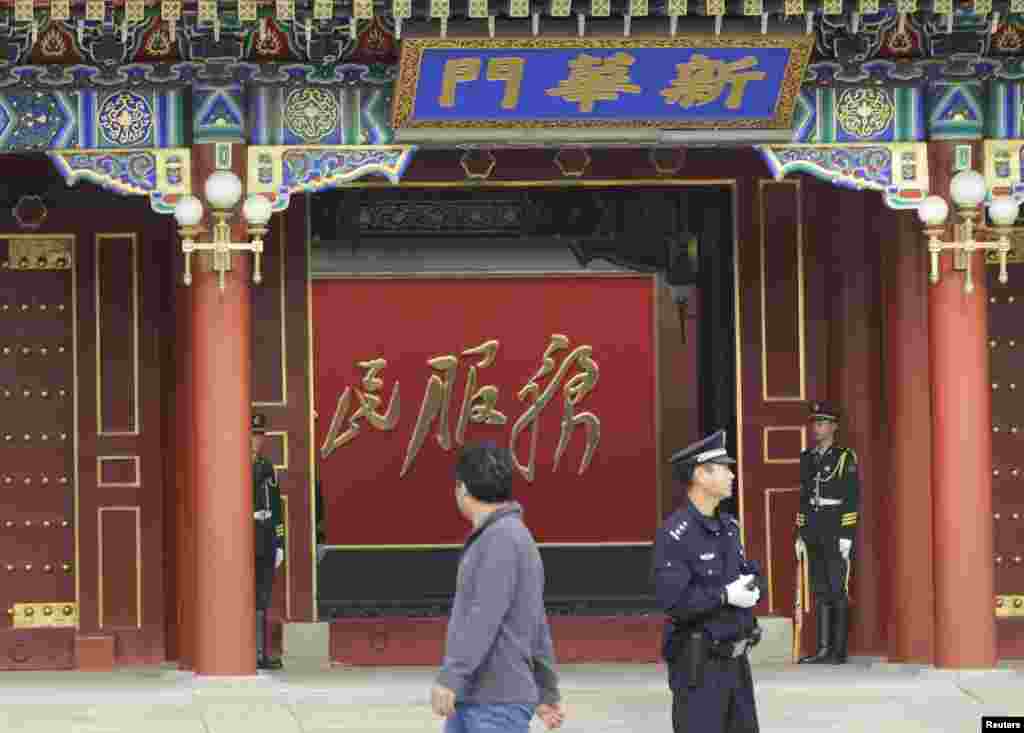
[669,429,736,467]
[251,413,267,434]
[809,401,840,422]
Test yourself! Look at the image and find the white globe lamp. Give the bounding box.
[204,170,244,211]
[949,169,987,210]
[917,195,949,228]
[173,195,204,228]
[989,197,1020,228]
[243,194,273,226]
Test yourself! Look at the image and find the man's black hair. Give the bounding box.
[455,440,514,503]
[673,460,698,486]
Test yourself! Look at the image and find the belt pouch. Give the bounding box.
[686,632,705,689]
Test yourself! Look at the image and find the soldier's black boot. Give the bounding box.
[828,600,849,664]
[258,611,283,671]
[255,609,266,667]
[799,602,833,664]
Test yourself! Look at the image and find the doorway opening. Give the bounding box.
[308,182,737,617]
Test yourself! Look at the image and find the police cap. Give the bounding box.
[669,429,736,469]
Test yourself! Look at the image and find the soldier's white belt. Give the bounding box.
[809,498,842,507]
[254,510,271,521]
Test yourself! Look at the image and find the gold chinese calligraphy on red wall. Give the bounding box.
[320,335,601,483]
[312,275,656,546]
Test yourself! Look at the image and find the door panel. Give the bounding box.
[0,235,78,668]
[738,178,819,622]
[987,262,1024,657]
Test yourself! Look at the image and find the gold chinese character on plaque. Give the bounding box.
[509,334,601,482]
[439,57,526,111]
[545,52,642,113]
[660,54,766,110]
[320,359,401,459]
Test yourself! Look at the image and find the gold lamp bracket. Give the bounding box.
[179,213,265,291]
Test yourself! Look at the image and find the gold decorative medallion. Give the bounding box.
[836,87,894,139]
[284,88,341,143]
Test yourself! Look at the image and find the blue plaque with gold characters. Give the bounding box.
[392,36,813,130]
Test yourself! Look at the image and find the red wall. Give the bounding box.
[313,275,659,545]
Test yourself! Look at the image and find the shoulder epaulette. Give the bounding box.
[666,517,690,542]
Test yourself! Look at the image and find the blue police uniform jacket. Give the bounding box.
[652,499,760,659]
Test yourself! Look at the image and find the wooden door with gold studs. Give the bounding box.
[987,262,1024,658]
[0,235,78,668]
[0,152,175,668]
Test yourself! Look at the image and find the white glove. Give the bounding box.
[275,547,284,569]
[254,510,271,520]
[795,537,806,559]
[725,574,760,609]
[839,538,852,560]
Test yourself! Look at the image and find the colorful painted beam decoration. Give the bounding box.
[392,37,814,130]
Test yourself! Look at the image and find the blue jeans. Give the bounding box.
[443,703,535,733]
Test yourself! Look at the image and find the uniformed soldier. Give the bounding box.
[252,413,285,671]
[794,401,859,665]
[653,429,764,733]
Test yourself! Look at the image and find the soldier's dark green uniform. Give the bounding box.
[252,413,284,670]
[795,401,859,665]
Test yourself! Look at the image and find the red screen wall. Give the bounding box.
[313,275,657,545]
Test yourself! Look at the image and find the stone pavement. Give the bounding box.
[0,659,1022,732]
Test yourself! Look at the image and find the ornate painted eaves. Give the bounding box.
[985,139,1024,201]
[247,145,415,211]
[47,148,191,214]
[756,143,930,209]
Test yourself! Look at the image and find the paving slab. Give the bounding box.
[0,661,1019,732]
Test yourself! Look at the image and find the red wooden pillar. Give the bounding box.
[882,209,935,664]
[927,141,997,669]
[189,143,257,676]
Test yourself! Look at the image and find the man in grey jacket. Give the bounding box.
[431,441,566,732]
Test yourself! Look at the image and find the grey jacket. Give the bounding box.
[437,503,560,706]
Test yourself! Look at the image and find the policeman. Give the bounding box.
[794,401,859,665]
[653,429,764,733]
[252,413,285,670]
